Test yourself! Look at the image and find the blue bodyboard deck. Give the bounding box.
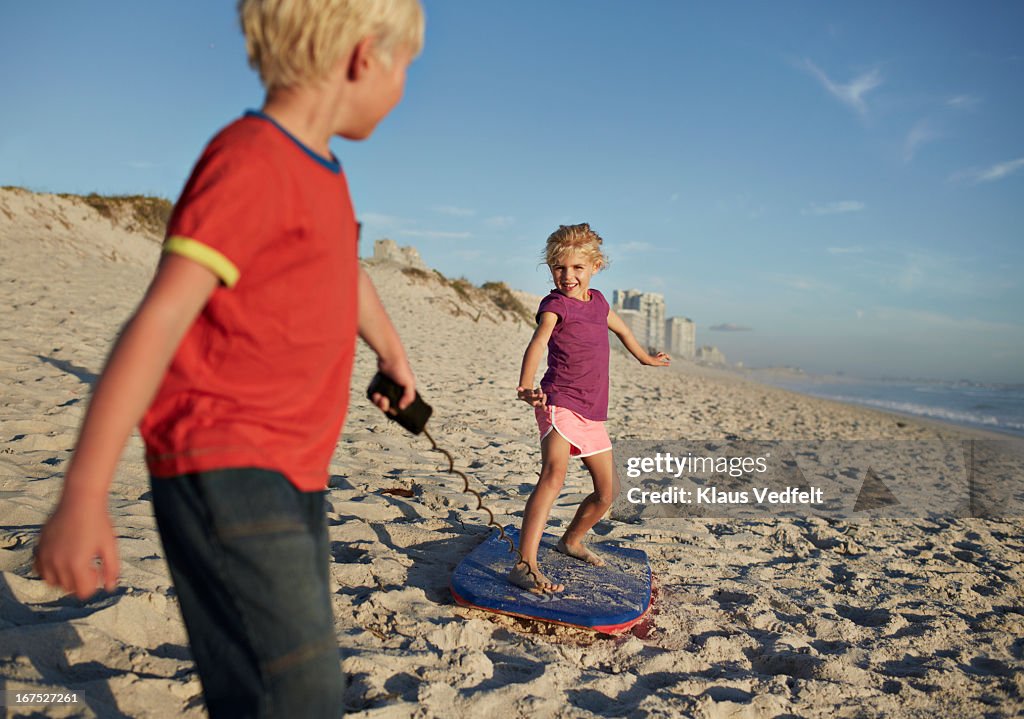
[450,526,652,634]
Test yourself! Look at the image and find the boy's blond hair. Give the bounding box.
[544,223,609,270]
[238,0,425,90]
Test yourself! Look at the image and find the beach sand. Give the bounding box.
[1,188,1022,717]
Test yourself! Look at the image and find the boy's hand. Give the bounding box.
[645,352,671,366]
[34,500,120,600]
[371,358,417,413]
[517,386,546,407]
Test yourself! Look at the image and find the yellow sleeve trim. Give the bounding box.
[163,236,240,288]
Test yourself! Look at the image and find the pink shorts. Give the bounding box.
[535,405,612,457]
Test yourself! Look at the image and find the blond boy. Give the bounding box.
[33,1,425,715]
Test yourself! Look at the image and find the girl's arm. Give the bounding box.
[517,311,558,406]
[357,267,416,411]
[608,310,671,366]
[34,254,219,599]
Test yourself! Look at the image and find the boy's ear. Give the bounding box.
[347,37,377,81]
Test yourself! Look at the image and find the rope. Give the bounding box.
[421,427,546,591]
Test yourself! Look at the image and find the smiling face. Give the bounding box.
[549,250,601,301]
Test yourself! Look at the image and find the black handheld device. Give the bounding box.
[366,372,433,435]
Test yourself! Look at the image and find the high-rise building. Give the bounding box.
[665,316,695,359]
[616,308,645,344]
[696,345,727,365]
[612,289,665,351]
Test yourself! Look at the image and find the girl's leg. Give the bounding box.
[510,429,571,593]
[557,449,620,567]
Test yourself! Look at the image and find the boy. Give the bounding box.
[33,1,425,716]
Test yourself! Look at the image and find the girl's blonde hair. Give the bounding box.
[238,0,425,91]
[544,223,609,270]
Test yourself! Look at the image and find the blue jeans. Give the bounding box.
[151,468,344,718]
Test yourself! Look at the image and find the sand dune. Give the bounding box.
[1,188,1022,717]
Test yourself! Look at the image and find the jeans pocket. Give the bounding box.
[197,467,311,540]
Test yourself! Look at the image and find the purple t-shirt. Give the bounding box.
[538,288,610,421]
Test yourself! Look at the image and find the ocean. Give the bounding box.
[753,374,1024,438]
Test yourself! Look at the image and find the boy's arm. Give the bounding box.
[517,312,558,406]
[34,254,219,599]
[608,310,671,366]
[357,266,416,411]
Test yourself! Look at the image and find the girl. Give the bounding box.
[512,223,670,593]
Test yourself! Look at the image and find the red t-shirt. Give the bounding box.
[140,112,359,491]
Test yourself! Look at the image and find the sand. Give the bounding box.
[1,187,1022,718]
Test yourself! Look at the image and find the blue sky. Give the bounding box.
[2,2,1022,382]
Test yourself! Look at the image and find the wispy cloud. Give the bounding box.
[895,260,925,292]
[827,246,865,255]
[772,275,833,292]
[904,119,942,163]
[863,248,1015,298]
[433,205,475,217]
[802,200,865,216]
[714,193,767,219]
[950,157,1024,185]
[360,213,473,241]
[484,215,515,229]
[946,94,981,110]
[398,229,472,239]
[709,323,752,332]
[621,241,654,252]
[359,212,405,227]
[801,59,882,116]
[605,241,657,258]
[871,306,1024,334]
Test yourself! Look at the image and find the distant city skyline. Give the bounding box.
[1,2,1021,382]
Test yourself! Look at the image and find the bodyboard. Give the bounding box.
[450,525,651,634]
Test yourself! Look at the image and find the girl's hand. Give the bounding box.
[645,352,671,366]
[517,386,546,407]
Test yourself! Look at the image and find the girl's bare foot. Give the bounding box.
[556,538,606,567]
[508,561,565,594]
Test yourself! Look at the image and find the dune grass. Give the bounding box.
[401,267,533,324]
[67,193,173,237]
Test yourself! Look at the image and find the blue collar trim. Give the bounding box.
[244,109,341,173]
